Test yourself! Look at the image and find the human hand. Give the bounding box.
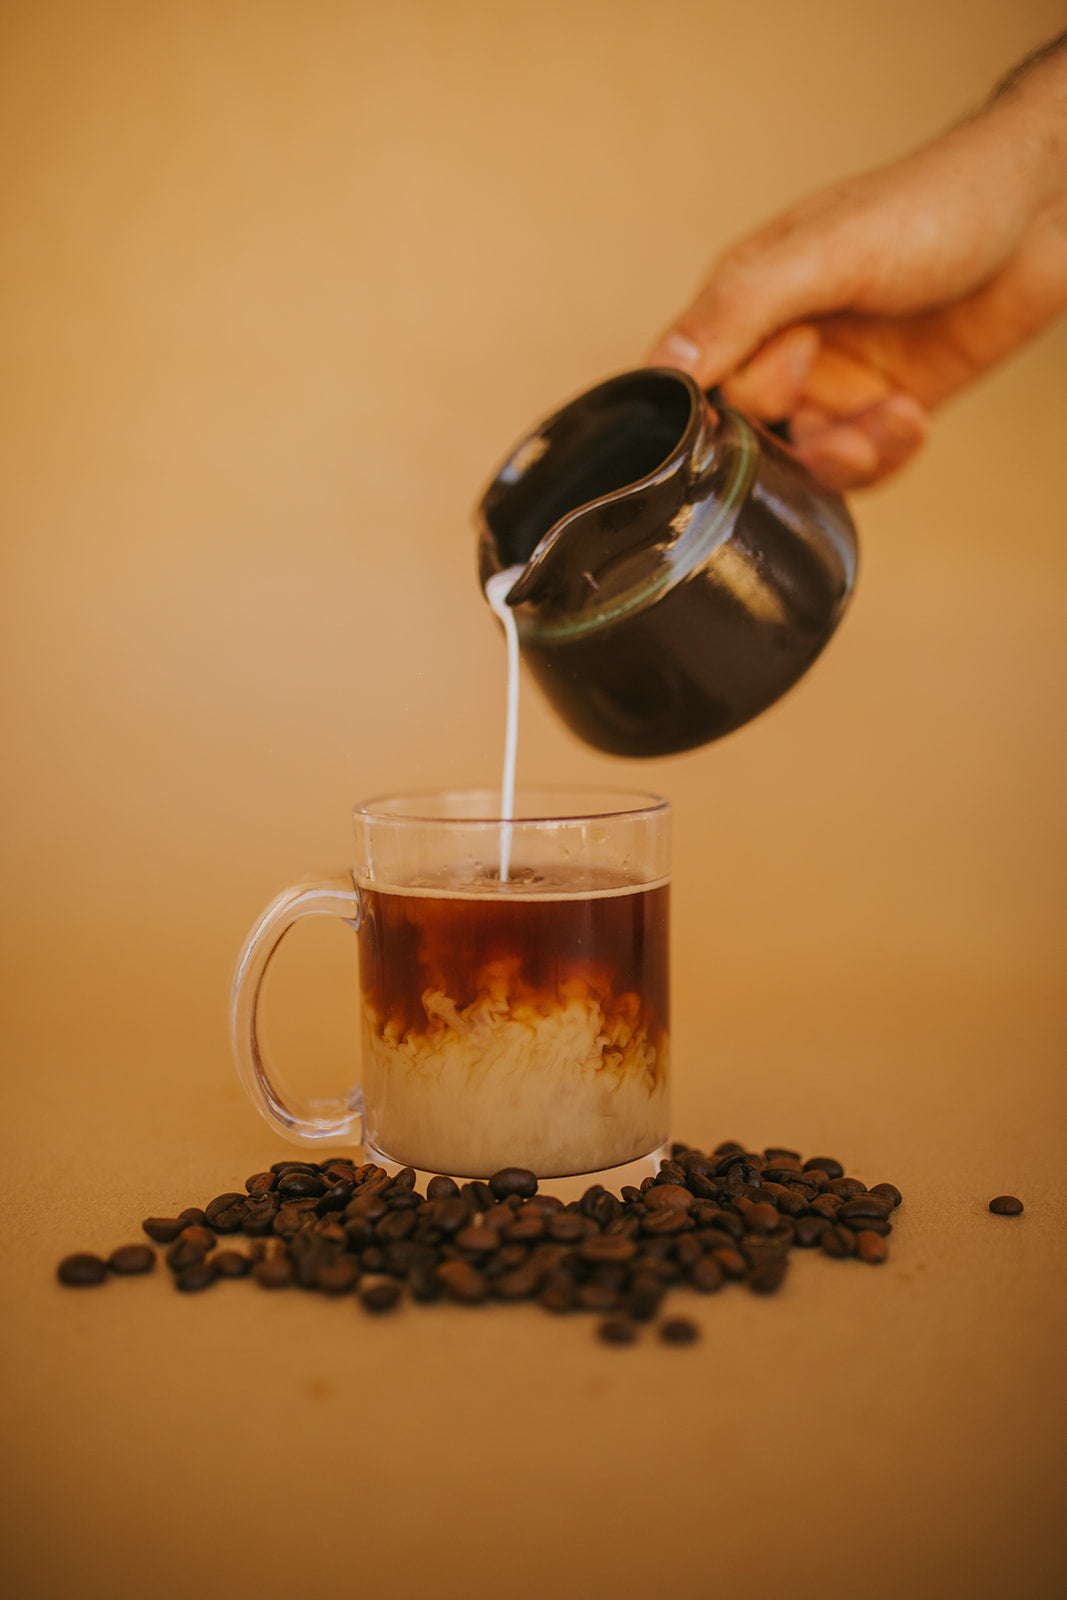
[648,38,1067,490]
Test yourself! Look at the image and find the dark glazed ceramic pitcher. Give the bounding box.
[476,368,858,758]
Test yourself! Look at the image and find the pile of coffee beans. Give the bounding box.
[56,1140,904,1345]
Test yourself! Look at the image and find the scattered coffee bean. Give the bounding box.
[854,1230,889,1264]
[598,1318,638,1345]
[489,1167,538,1200]
[360,1280,402,1313]
[659,1317,700,1344]
[435,1259,489,1304]
[803,1156,844,1180]
[253,1256,293,1289]
[142,1217,188,1243]
[57,1253,109,1286]
[212,1249,251,1279]
[989,1195,1024,1215]
[107,1244,156,1275]
[426,1174,460,1200]
[175,1261,216,1292]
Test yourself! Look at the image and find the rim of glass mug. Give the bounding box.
[352,786,670,823]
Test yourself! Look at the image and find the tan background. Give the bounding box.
[2,2,1065,1597]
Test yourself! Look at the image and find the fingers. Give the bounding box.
[714,324,821,420]
[788,392,930,490]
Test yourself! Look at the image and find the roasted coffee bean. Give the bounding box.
[483,1201,519,1233]
[706,1210,745,1242]
[454,1225,500,1257]
[242,1195,280,1236]
[763,1147,802,1167]
[408,1265,442,1302]
[826,1176,867,1200]
[598,1318,638,1345]
[504,1214,545,1244]
[761,1166,806,1186]
[271,1160,321,1176]
[486,1166,537,1200]
[640,1208,691,1236]
[803,1156,844,1180]
[685,1172,720,1201]
[430,1196,471,1235]
[343,1217,376,1250]
[276,1171,326,1199]
[273,1204,314,1237]
[643,1183,693,1212]
[359,1247,386,1273]
[321,1158,360,1184]
[426,1175,460,1201]
[576,1281,621,1313]
[659,1317,700,1345]
[212,1249,251,1279]
[245,1171,277,1196]
[821,1225,856,1259]
[462,1181,496,1211]
[494,1265,542,1301]
[315,1180,354,1215]
[737,1199,779,1234]
[360,1280,402,1313]
[253,1256,293,1288]
[179,1207,209,1228]
[580,1186,618,1228]
[854,1230,889,1264]
[345,1191,388,1225]
[436,1260,489,1303]
[747,1259,788,1294]
[655,1160,688,1186]
[807,1194,843,1221]
[142,1217,188,1243]
[989,1195,1024,1215]
[838,1197,891,1224]
[316,1257,360,1294]
[58,1253,109,1286]
[312,1218,346,1245]
[711,1246,748,1279]
[375,1208,417,1243]
[868,1183,903,1209]
[205,1194,249,1232]
[107,1244,156,1275]
[713,1140,747,1158]
[578,1235,637,1265]
[383,1241,438,1278]
[539,1271,576,1313]
[548,1213,589,1243]
[722,1160,762,1189]
[175,1261,216,1292]
[792,1215,831,1249]
[389,1168,418,1193]
[689,1255,725,1293]
[166,1228,216,1272]
[673,1234,705,1271]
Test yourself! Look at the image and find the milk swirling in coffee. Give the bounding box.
[356,864,669,1177]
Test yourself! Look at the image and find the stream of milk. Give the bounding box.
[484,566,525,881]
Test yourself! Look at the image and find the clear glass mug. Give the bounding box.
[230,787,671,1185]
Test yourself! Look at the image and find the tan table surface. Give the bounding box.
[3,5,1065,1598]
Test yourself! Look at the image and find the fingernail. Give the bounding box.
[651,331,702,371]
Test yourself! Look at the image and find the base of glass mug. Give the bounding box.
[359,1138,673,1200]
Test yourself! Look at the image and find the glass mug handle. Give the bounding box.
[229,874,364,1145]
